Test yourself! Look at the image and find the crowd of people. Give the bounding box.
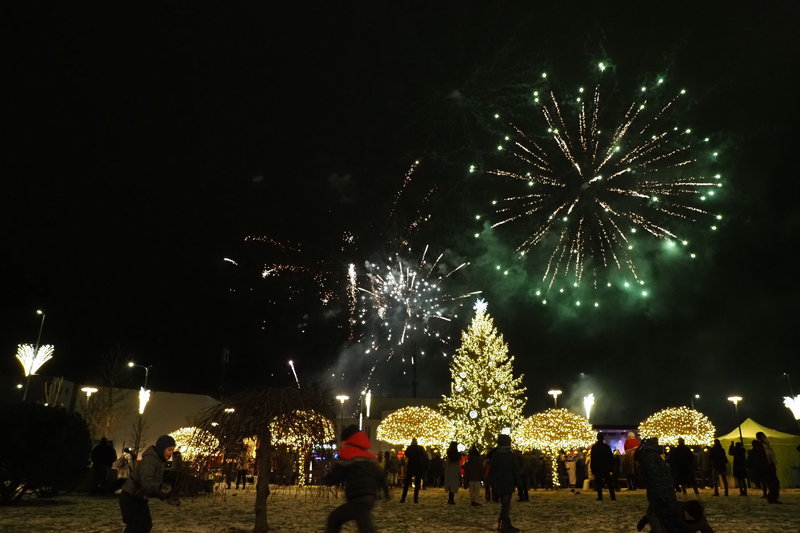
[89,427,792,533]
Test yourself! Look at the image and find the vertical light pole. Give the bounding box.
[335,394,349,448]
[128,361,150,390]
[548,389,562,408]
[690,393,700,410]
[22,310,47,402]
[727,396,743,444]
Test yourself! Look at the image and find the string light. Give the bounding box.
[512,408,595,452]
[638,406,715,446]
[512,408,595,482]
[169,426,220,460]
[376,406,454,447]
[270,409,336,449]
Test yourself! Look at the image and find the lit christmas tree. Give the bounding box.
[439,299,526,450]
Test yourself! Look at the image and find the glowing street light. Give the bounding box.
[548,389,562,408]
[335,394,350,446]
[127,361,151,389]
[81,386,98,399]
[690,393,700,410]
[727,395,743,444]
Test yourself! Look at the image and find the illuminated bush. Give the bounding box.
[377,406,454,447]
[512,408,595,452]
[169,426,220,460]
[638,406,715,446]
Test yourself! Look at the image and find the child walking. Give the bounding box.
[323,425,389,533]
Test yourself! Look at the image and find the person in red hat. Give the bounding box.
[323,425,389,532]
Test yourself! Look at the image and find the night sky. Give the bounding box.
[5,3,800,430]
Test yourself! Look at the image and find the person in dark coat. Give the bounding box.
[464,446,484,506]
[708,439,728,496]
[667,438,699,495]
[399,438,427,503]
[119,435,177,533]
[91,437,117,495]
[635,438,716,533]
[428,452,443,488]
[322,425,388,533]
[636,499,715,533]
[517,450,534,500]
[747,439,767,497]
[756,432,781,504]
[489,434,521,533]
[590,433,616,501]
[575,449,587,493]
[728,441,747,495]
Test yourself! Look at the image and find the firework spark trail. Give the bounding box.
[487,66,722,295]
[347,263,358,339]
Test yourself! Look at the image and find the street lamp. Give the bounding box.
[127,361,151,389]
[335,394,349,446]
[81,386,98,399]
[690,393,700,410]
[548,389,562,408]
[727,395,744,444]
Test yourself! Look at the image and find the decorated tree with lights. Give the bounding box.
[440,299,526,450]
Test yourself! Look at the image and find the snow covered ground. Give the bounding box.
[1,486,797,532]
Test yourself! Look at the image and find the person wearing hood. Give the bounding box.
[756,431,781,504]
[489,433,521,533]
[119,435,177,533]
[323,424,389,533]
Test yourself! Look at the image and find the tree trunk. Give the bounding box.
[253,428,272,533]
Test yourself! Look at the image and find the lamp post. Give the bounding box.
[128,361,150,389]
[81,386,98,399]
[22,310,47,402]
[548,389,562,408]
[727,395,743,444]
[690,393,700,410]
[335,394,349,447]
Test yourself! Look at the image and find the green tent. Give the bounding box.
[718,418,800,489]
